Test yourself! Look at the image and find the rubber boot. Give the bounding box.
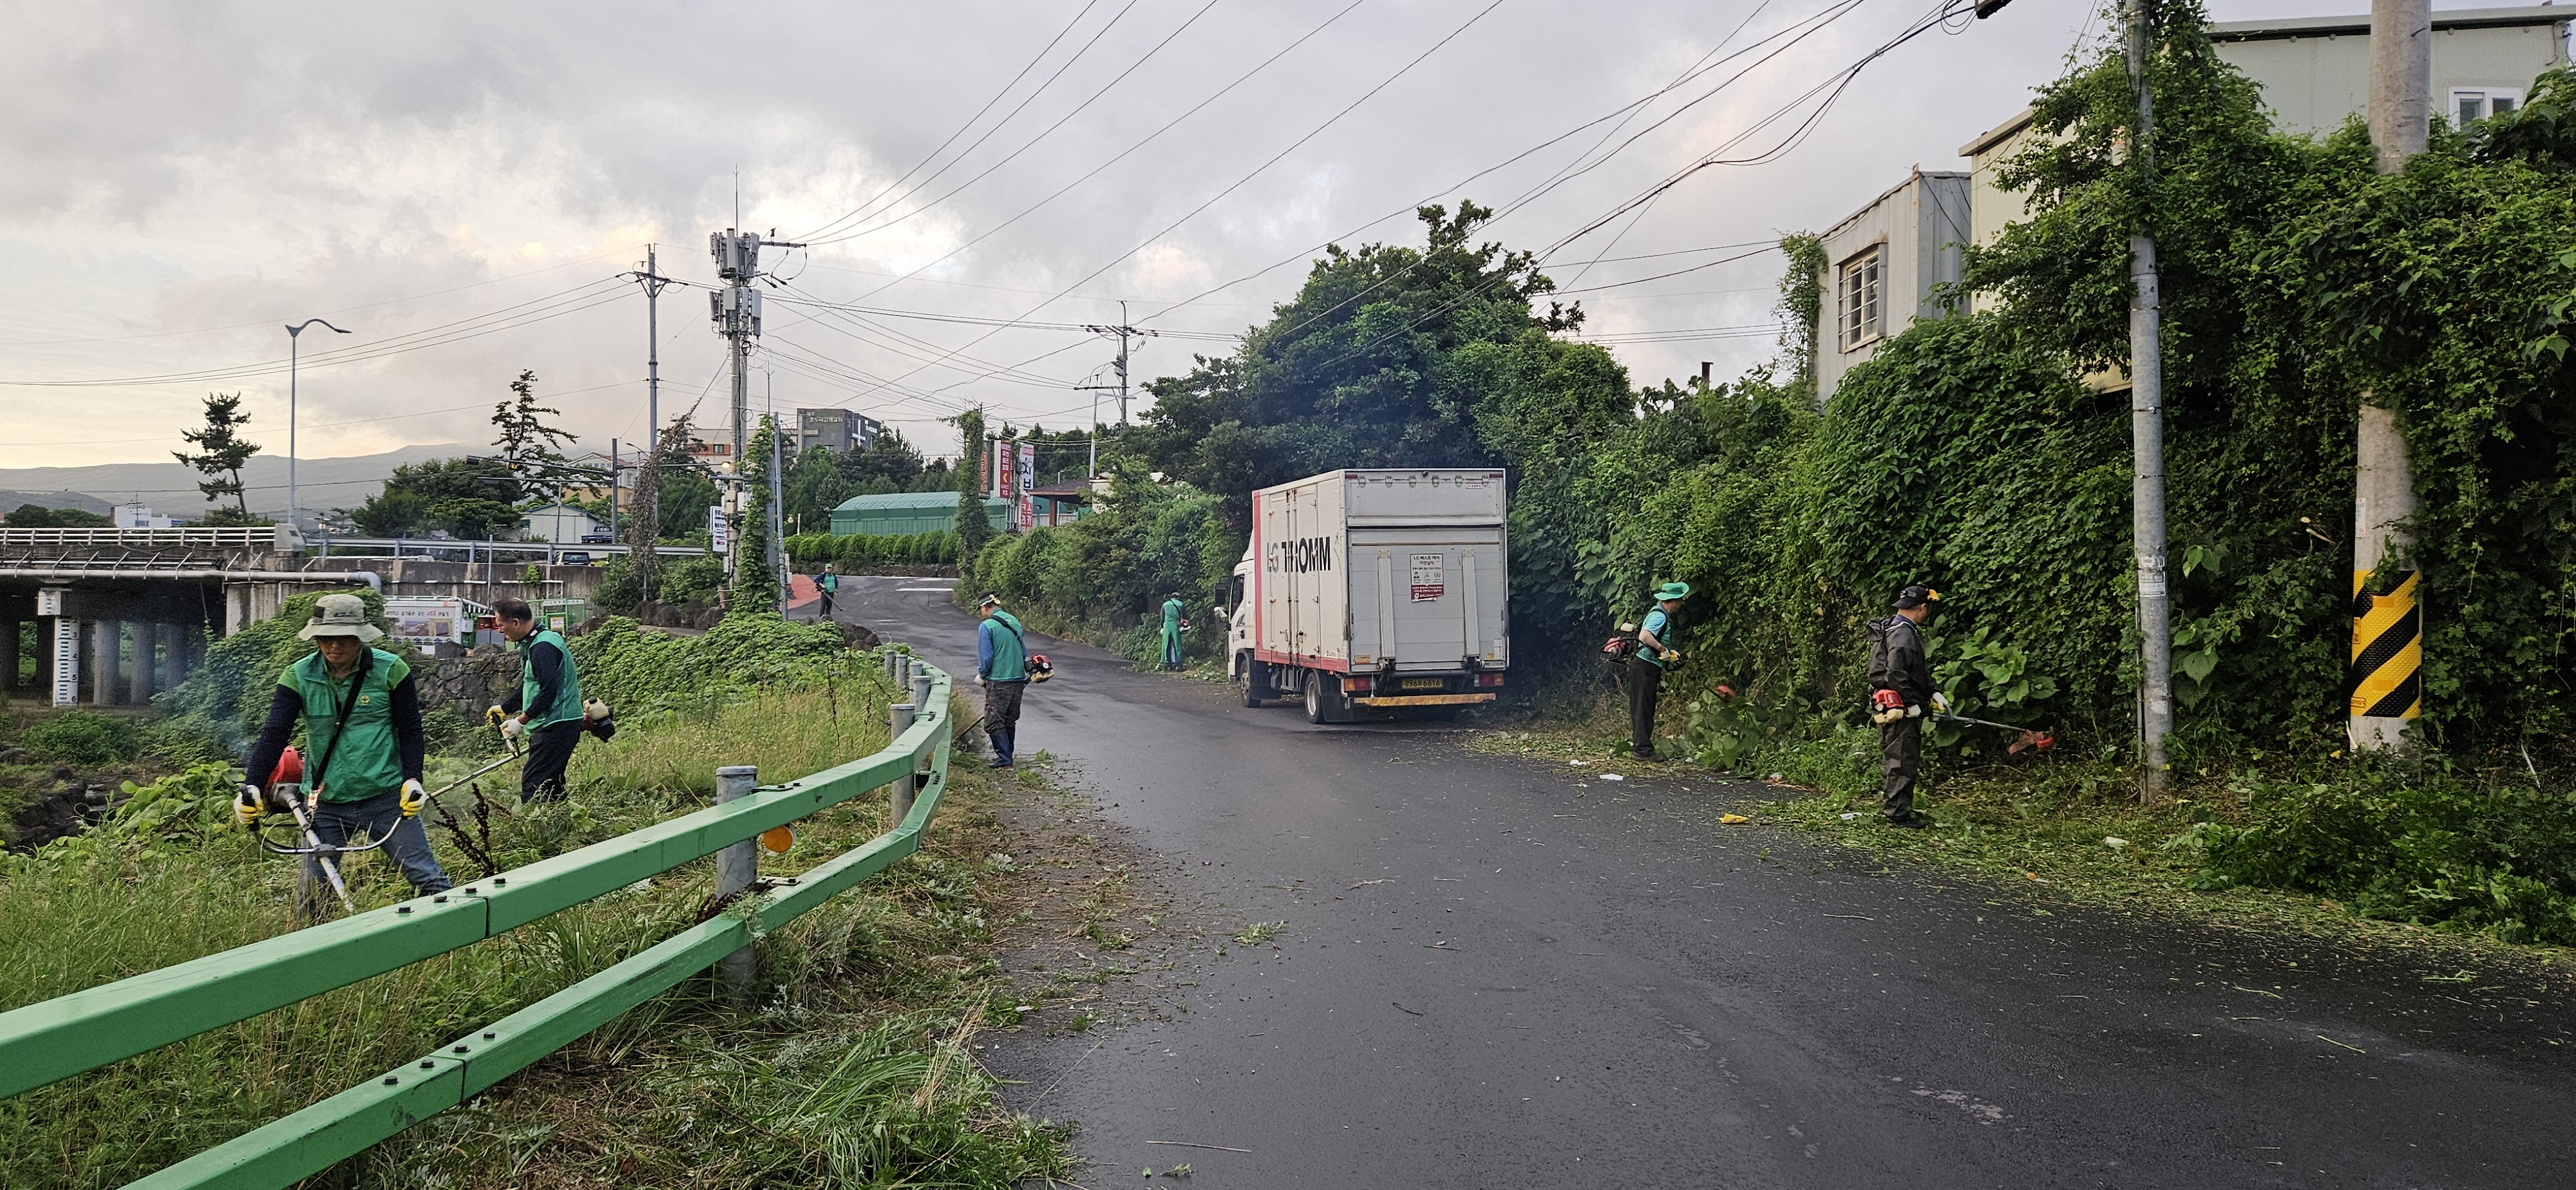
[989,728,1014,768]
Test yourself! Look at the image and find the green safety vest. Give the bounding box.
[982,611,1028,682]
[1161,598,1184,642]
[283,648,410,802]
[518,627,585,728]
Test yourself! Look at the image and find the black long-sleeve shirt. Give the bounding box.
[243,674,426,791]
[1881,617,1935,706]
[498,637,565,717]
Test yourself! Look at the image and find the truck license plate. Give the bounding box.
[1401,677,1444,690]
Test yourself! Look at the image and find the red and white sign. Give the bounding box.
[1409,552,1446,602]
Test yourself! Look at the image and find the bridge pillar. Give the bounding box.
[89,620,117,706]
[129,621,156,704]
[160,623,191,691]
[0,618,15,693]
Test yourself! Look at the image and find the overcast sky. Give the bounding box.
[0,0,2468,486]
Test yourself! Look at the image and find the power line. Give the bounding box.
[0,278,635,387]
[793,0,1109,242]
[806,0,1220,249]
[842,0,1507,407]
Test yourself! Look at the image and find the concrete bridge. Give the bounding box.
[0,527,650,710]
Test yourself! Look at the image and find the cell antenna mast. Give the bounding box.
[1081,300,1159,426]
[710,223,806,573]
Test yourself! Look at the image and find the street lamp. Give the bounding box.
[284,318,352,534]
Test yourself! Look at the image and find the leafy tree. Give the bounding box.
[835,428,925,495]
[652,408,723,542]
[491,370,576,502]
[173,392,260,515]
[952,408,991,569]
[785,440,849,533]
[1133,201,1602,529]
[732,413,781,605]
[348,458,518,540]
[3,504,113,528]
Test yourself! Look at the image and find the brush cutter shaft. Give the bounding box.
[273,787,357,912]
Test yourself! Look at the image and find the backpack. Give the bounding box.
[1865,616,1899,689]
[1600,619,1640,664]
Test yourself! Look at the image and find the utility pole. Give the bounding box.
[1081,300,1159,426]
[709,225,804,574]
[2125,0,2173,798]
[630,245,669,452]
[2349,0,2430,750]
[282,317,352,536]
[609,438,620,542]
[766,368,785,613]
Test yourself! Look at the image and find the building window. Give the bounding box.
[1839,246,1883,352]
[2449,88,2521,127]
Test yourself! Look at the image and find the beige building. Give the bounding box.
[1814,169,1973,401]
[2209,6,2570,136]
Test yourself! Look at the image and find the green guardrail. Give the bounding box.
[0,659,955,1189]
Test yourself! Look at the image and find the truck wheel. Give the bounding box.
[1302,670,1327,723]
[1240,655,1266,707]
[1303,671,1349,724]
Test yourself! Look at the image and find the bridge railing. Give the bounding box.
[0,659,955,1189]
[0,525,294,551]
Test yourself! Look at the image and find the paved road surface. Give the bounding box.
[839,576,2573,1189]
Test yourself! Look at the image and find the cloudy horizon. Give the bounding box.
[1,0,2434,485]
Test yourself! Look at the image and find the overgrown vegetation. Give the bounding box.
[786,529,962,571]
[960,461,1235,661]
[2,616,1067,1186]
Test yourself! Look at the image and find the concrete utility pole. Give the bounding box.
[1081,301,1158,426]
[2350,0,2431,750]
[766,368,785,613]
[709,227,804,574]
[631,245,670,452]
[2125,0,2174,797]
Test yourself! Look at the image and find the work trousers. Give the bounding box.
[301,789,451,915]
[819,591,835,618]
[983,679,1027,765]
[1880,715,1921,820]
[1163,632,1183,668]
[1626,661,1664,760]
[521,719,583,803]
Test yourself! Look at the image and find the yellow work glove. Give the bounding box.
[234,784,266,827]
[486,705,506,728]
[399,779,427,819]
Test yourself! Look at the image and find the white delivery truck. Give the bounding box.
[1223,468,1509,722]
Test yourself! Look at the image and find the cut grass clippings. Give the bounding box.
[1472,714,2576,980]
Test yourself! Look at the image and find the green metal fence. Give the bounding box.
[0,659,954,1189]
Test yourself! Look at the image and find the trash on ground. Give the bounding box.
[1600,773,1625,782]
[1839,811,1861,821]
[1719,813,1751,825]
[2104,836,2128,849]
[1569,759,1591,766]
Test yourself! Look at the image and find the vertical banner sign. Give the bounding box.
[1409,552,1446,602]
[708,504,730,553]
[1016,443,1036,531]
[995,439,1016,530]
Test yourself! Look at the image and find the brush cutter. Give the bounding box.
[1935,712,2056,753]
[252,747,369,914]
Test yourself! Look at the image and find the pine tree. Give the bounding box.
[490,370,576,502]
[174,393,260,516]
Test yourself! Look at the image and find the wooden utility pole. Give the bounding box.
[2126,0,2173,797]
[2349,0,2430,750]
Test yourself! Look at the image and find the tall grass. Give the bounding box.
[0,663,1064,1187]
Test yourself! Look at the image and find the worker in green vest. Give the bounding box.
[490,596,591,803]
[238,592,450,897]
[817,563,840,619]
[977,592,1030,768]
[1160,591,1188,670]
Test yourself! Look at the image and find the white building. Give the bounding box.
[1814,169,1973,402]
[114,502,180,529]
[518,502,606,545]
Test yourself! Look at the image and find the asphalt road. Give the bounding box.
[838,576,2575,1189]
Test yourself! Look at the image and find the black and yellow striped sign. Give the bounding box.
[2347,570,2421,719]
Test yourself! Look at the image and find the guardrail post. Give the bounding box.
[910,668,933,710]
[713,764,759,997]
[889,703,917,825]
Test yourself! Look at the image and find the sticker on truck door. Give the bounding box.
[1409,553,1446,602]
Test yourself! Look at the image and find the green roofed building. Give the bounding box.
[831,491,1010,536]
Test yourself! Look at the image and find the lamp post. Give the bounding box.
[283,318,353,534]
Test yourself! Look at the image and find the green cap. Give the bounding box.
[1652,581,1690,602]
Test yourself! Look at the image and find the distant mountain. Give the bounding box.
[0,444,472,520]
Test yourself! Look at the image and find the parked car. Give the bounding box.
[578,533,615,545]
[558,551,593,566]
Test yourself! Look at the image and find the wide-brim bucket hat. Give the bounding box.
[1651,581,1690,601]
[298,592,384,641]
